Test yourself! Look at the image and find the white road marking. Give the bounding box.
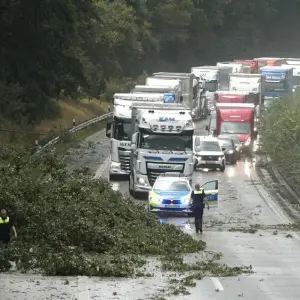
[77,276,90,300]
[94,156,110,179]
[210,277,224,291]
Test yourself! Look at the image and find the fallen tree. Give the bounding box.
[0,149,251,288]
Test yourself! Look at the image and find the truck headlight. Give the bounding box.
[111,161,121,170]
[244,137,251,146]
[137,177,146,185]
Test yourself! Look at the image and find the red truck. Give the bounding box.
[214,103,256,155]
[233,59,258,74]
[215,91,250,104]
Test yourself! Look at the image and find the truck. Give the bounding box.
[213,103,256,156]
[131,85,182,103]
[229,73,265,117]
[190,66,230,113]
[129,102,194,197]
[254,57,286,69]
[106,93,166,180]
[233,59,259,73]
[216,62,249,74]
[151,72,207,120]
[282,64,300,91]
[151,73,194,110]
[285,58,300,65]
[144,77,183,103]
[215,91,252,104]
[260,66,293,99]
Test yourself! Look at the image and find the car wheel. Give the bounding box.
[220,164,225,172]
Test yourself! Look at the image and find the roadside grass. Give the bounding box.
[54,119,110,155]
[36,98,109,133]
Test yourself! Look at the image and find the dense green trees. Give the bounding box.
[1,0,300,123]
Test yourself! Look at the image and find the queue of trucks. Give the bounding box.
[105,57,299,196]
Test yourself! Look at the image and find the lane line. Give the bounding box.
[210,277,224,291]
[94,156,110,179]
[77,276,90,300]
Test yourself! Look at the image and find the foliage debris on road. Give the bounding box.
[0,148,251,288]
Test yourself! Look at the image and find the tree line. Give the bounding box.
[1,0,300,124]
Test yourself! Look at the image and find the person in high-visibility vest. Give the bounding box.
[190,184,210,234]
[0,209,17,245]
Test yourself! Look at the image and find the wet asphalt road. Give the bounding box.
[2,120,300,299]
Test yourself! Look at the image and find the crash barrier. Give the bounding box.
[34,112,113,156]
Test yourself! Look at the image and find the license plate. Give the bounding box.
[165,205,180,208]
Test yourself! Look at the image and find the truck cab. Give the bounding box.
[217,62,248,74]
[106,93,165,180]
[260,66,293,98]
[129,103,194,198]
[281,64,300,91]
[215,103,256,156]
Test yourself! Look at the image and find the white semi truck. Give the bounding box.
[131,85,182,103]
[229,73,265,116]
[191,66,232,113]
[151,72,207,120]
[106,93,165,180]
[129,102,194,197]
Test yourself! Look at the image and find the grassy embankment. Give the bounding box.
[260,88,300,194]
[0,98,109,152]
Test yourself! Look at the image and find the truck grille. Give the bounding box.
[118,147,130,172]
[146,164,185,186]
[201,155,220,161]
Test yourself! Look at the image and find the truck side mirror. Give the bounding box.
[205,125,209,131]
[106,122,112,138]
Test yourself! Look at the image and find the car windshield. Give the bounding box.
[139,132,193,151]
[265,81,286,92]
[154,180,190,192]
[221,122,250,134]
[199,141,221,152]
[218,139,233,147]
[218,134,241,144]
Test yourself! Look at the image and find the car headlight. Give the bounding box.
[149,195,160,203]
[181,196,191,204]
[137,177,146,185]
[227,150,234,154]
[244,137,251,146]
[218,156,223,160]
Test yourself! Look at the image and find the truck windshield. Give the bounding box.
[139,132,193,151]
[205,81,218,92]
[265,81,286,92]
[221,122,250,134]
[113,117,132,141]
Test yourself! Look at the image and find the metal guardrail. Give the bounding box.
[34,112,113,155]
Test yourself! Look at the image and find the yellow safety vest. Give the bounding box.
[0,216,9,224]
[194,189,204,194]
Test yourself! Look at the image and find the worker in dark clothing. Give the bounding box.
[0,209,17,245]
[190,184,210,234]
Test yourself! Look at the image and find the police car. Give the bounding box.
[148,172,219,214]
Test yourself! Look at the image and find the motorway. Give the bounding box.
[2,120,300,299]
